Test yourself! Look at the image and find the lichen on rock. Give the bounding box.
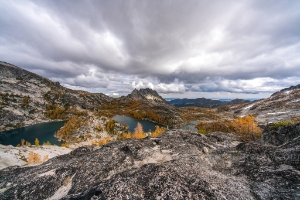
[0,128,299,199]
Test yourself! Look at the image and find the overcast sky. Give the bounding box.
[1,0,300,99]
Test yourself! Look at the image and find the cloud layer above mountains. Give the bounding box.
[1,0,300,98]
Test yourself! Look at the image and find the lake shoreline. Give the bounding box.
[0,121,67,146]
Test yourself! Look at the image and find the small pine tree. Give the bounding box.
[21,139,25,146]
[35,138,39,147]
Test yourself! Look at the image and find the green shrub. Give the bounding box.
[270,120,293,130]
[198,129,212,134]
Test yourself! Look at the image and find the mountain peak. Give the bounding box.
[128,88,165,103]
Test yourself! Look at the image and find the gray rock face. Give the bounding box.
[271,84,300,96]
[127,88,166,103]
[0,129,299,200]
[261,122,300,146]
[233,84,300,123]
[0,61,112,131]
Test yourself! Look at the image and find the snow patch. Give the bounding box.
[0,145,71,170]
[38,169,56,177]
[290,99,300,103]
[284,90,292,94]
[243,104,254,110]
[47,174,75,200]
[267,112,288,115]
[145,95,162,101]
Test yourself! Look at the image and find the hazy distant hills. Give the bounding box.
[169,98,251,108]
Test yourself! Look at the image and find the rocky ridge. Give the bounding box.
[271,84,300,96]
[0,61,112,131]
[0,127,299,199]
[232,84,300,123]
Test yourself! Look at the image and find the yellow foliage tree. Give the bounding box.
[132,122,146,139]
[106,119,116,134]
[43,155,49,162]
[56,116,87,141]
[91,136,111,146]
[196,115,262,141]
[61,142,70,147]
[230,115,262,141]
[27,151,41,164]
[150,125,167,138]
[117,132,132,140]
[35,138,39,147]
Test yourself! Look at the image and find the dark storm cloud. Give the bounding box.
[0,0,300,96]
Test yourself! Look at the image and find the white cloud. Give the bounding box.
[1,0,300,98]
[132,80,186,94]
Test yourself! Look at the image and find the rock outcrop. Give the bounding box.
[261,122,300,146]
[0,61,112,131]
[271,84,300,96]
[113,88,186,127]
[0,129,299,199]
[232,84,300,123]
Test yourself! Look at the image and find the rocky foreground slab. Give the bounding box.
[0,127,299,199]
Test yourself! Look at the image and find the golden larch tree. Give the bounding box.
[132,122,146,139]
[150,125,166,138]
[27,151,41,164]
[35,138,39,147]
[230,115,262,141]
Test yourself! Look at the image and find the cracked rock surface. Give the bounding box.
[0,129,299,199]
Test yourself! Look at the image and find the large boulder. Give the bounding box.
[0,129,299,199]
[261,122,300,146]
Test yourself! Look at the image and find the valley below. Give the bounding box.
[0,62,300,199]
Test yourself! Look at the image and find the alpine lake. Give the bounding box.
[0,116,197,146]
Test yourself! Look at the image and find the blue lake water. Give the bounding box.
[112,115,164,132]
[0,121,66,146]
[179,120,198,132]
[0,116,198,146]
[113,115,198,132]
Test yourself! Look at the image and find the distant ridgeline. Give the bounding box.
[168,98,251,108]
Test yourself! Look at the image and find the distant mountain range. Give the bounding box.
[1,60,300,131]
[168,98,251,108]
